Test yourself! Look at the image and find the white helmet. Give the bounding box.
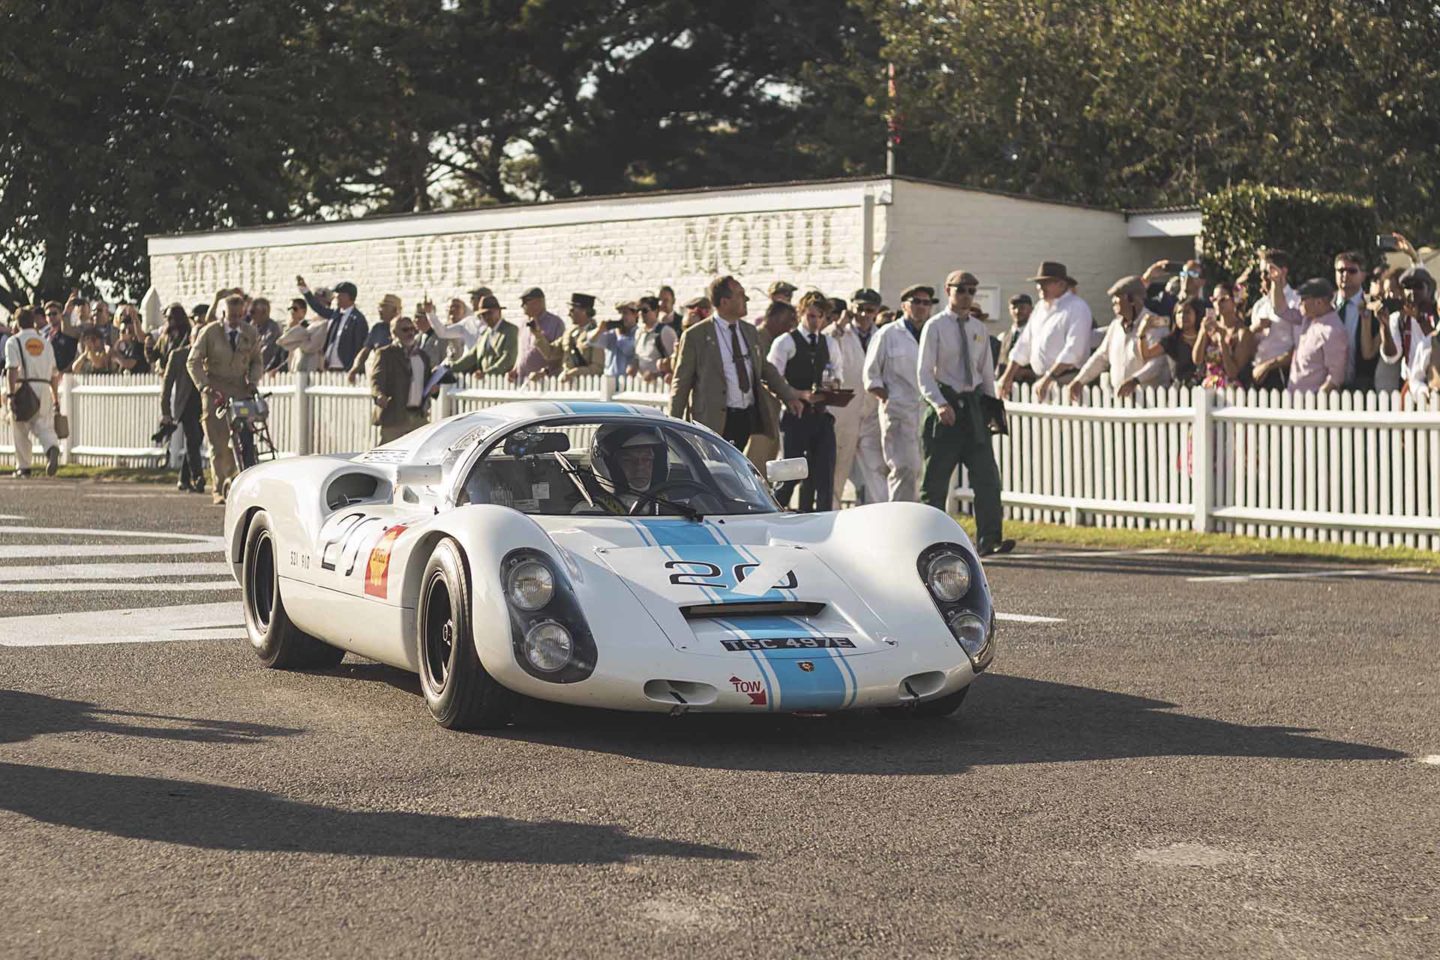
[590,424,668,493]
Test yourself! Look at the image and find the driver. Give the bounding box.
[579,423,670,514]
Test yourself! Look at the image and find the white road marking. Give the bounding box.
[1419,755,1440,766]
[0,580,237,594]
[0,561,232,581]
[0,602,244,646]
[1187,567,1422,584]
[995,612,1065,624]
[0,542,224,559]
[0,514,27,520]
[0,525,219,542]
[990,548,1172,561]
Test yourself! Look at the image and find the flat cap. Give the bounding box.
[519,286,545,302]
[1008,293,1033,306]
[900,284,935,302]
[614,300,639,313]
[683,296,711,310]
[944,270,979,288]
[850,287,882,306]
[1106,275,1147,301]
[768,280,797,296]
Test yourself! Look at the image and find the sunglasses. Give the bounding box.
[946,285,977,295]
[907,298,936,306]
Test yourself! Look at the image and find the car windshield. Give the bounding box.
[458,417,778,517]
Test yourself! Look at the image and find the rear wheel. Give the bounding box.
[242,511,344,669]
[417,539,514,729]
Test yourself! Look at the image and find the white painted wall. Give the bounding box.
[879,181,1143,332]
[146,177,1197,330]
[147,181,878,317]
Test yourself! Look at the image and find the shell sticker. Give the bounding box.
[363,525,408,598]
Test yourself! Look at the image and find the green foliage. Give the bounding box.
[1200,185,1378,283]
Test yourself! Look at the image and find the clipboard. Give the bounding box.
[810,388,855,407]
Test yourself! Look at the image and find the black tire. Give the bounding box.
[242,510,345,670]
[417,539,514,730]
[911,684,969,719]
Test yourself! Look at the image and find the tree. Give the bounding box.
[0,0,361,309]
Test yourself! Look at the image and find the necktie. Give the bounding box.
[325,312,342,348]
[955,315,973,390]
[729,323,750,394]
[809,333,817,348]
[228,328,238,351]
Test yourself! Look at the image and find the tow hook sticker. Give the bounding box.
[729,676,767,706]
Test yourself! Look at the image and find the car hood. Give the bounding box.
[533,515,894,658]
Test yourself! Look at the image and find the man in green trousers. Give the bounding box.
[917,270,1015,555]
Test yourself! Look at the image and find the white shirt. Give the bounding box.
[823,321,880,422]
[635,323,677,374]
[428,311,484,353]
[1008,291,1093,374]
[1382,312,1434,395]
[917,308,996,410]
[407,351,426,408]
[4,329,58,382]
[1250,285,1299,365]
[863,320,924,413]
[1334,289,1366,384]
[767,329,843,386]
[715,318,754,409]
[1074,311,1170,392]
[325,306,357,370]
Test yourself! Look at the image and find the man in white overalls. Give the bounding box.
[4,306,62,477]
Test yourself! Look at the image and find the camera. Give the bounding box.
[150,421,177,445]
[1377,234,1399,253]
[604,319,622,330]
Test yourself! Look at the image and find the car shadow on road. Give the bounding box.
[0,689,301,746]
[490,674,1407,775]
[0,690,751,865]
[985,552,1435,583]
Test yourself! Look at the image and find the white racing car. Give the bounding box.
[223,401,995,729]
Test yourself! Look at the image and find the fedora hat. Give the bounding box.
[1027,261,1071,283]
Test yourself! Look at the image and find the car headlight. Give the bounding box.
[945,610,989,657]
[506,559,555,611]
[926,552,972,602]
[523,621,573,672]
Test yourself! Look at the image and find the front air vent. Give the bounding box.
[680,601,825,620]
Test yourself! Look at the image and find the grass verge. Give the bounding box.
[951,515,1438,569]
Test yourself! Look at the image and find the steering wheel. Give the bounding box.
[627,479,722,516]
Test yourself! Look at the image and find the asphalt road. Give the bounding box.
[1,477,1436,959]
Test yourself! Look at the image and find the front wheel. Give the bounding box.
[416,539,514,729]
[242,510,344,669]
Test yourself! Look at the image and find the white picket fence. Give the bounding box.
[4,372,1437,550]
[956,382,1440,550]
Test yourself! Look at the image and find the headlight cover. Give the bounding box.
[506,559,555,611]
[501,548,597,684]
[916,542,994,673]
[523,621,573,672]
[926,552,972,602]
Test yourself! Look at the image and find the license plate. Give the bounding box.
[720,636,855,651]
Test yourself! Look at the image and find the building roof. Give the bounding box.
[147,175,1196,244]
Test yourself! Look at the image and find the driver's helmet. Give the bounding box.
[590,423,668,494]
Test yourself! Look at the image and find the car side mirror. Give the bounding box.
[766,458,808,483]
[396,462,443,487]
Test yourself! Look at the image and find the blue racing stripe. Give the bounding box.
[720,614,848,711]
[563,401,632,415]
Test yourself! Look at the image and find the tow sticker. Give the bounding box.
[363,525,408,598]
[729,676,768,706]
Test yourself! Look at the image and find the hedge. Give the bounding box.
[1200,184,1378,287]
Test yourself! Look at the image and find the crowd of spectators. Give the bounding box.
[5,235,1438,502]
